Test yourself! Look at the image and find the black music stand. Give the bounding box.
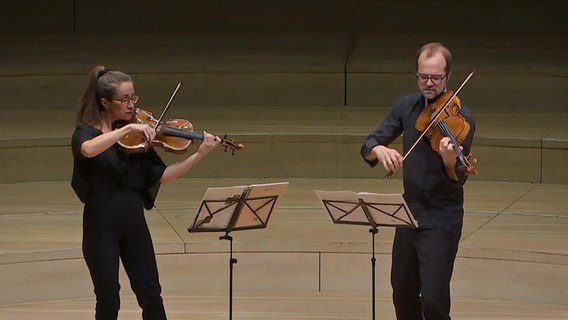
[314,190,418,320]
[188,182,289,320]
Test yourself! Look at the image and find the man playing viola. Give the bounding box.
[360,42,476,320]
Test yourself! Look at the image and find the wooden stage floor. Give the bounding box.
[3,293,568,320]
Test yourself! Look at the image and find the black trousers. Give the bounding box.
[391,226,462,320]
[83,223,167,320]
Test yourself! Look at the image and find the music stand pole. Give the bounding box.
[361,196,379,320]
[369,227,378,320]
[219,232,237,320]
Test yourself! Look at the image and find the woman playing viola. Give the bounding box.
[71,66,220,320]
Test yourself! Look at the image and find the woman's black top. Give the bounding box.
[71,125,166,228]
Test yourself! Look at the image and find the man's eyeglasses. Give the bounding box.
[112,95,139,105]
[416,73,447,84]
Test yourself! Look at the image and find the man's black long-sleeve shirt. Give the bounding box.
[361,91,475,228]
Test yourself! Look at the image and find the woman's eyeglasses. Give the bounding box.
[112,95,139,105]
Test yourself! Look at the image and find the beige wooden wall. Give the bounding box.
[0,1,566,184]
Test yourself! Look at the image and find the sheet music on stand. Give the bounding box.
[314,190,418,228]
[188,181,289,233]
